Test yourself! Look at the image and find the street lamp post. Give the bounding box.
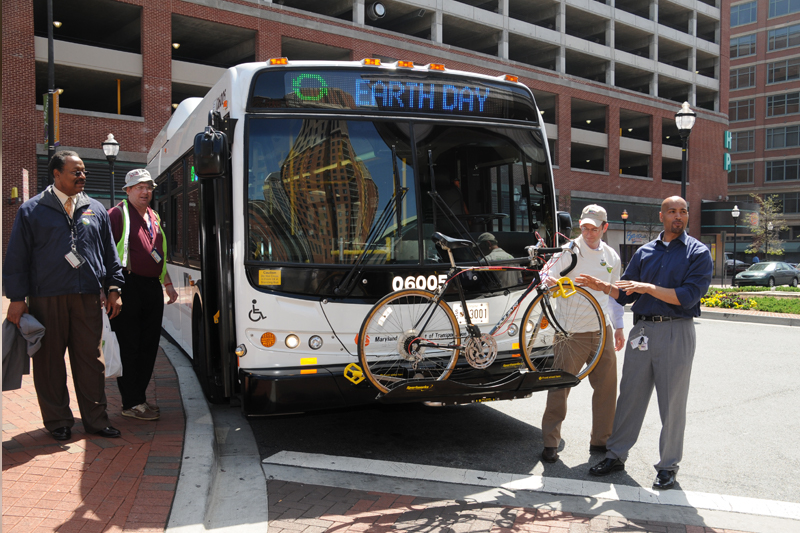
[102,134,120,206]
[47,0,56,173]
[732,205,740,283]
[766,221,774,261]
[621,209,629,267]
[675,102,697,200]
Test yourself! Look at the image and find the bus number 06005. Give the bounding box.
[392,275,448,292]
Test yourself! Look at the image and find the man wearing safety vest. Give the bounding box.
[109,169,179,421]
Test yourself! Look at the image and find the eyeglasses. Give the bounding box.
[130,184,154,192]
[580,226,602,234]
[68,170,88,177]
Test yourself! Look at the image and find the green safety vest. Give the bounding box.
[115,199,168,284]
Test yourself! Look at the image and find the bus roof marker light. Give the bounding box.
[285,334,300,349]
[504,74,519,83]
[269,57,288,65]
[427,63,446,71]
[362,58,381,66]
[261,332,276,348]
[397,60,414,69]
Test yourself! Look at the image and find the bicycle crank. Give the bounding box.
[464,334,498,369]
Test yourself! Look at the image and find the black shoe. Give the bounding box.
[589,444,607,453]
[51,427,71,441]
[94,426,121,438]
[541,447,559,463]
[653,470,676,490]
[589,457,625,476]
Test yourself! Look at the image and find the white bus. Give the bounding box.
[147,58,570,415]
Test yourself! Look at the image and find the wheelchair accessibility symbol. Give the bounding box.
[249,300,266,322]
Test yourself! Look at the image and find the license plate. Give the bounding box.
[451,302,490,325]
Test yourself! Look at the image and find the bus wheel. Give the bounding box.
[192,303,227,404]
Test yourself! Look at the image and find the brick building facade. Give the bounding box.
[2,0,729,259]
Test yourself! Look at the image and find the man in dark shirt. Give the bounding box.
[577,196,712,490]
[109,169,178,421]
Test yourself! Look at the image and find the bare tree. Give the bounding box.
[746,194,789,260]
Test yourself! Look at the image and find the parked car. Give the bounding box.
[733,261,800,287]
[724,253,748,274]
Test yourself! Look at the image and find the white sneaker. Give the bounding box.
[121,403,160,421]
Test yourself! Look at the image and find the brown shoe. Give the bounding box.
[122,403,160,421]
[541,447,559,463]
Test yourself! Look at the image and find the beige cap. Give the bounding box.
[579,204,607,227]
[123,168,154,189]
[478,232,497,243]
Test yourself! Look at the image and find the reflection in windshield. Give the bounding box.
[247,118,553,268]
[248,118,416,265]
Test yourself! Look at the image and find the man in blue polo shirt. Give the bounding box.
[577,196,712,490]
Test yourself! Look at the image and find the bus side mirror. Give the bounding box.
[557,211,573,236]
[194,126,228,179]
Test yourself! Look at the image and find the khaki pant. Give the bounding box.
[541,324,617,449]
[28,294,110,434]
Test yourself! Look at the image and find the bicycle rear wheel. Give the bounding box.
[519,286,606,380]
[358,289,461,393]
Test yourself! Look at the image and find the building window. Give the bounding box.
[770,0,800,18]
[766,125,800,148]
[768,57,800,83]
[766,159,800,181]
[729,99,756,121]
[731,66,757,89]
[732,34,757,58]
[732,130,755,152]
[729,163,755,184]
[775,192,800,213]
[767,92,800,116]
[732,1,758,26]
[769,23,800,50]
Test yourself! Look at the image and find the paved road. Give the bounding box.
[251,314,800,503]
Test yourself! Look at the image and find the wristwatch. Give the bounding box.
[108,287,122,296]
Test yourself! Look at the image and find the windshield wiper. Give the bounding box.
[334,145,408,297]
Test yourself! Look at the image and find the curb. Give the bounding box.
[699,309,800,327]
[161,339,217,533]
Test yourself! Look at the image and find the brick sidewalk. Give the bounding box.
[267,480,752,533]
[2,348,183,533]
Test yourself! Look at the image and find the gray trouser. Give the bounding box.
[605,317,696,473]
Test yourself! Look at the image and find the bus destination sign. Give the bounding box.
[250,69,539,121]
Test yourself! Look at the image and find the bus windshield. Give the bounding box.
[247,118,554,266]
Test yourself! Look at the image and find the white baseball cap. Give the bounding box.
[579,204,608,227]
[123,168,154,190]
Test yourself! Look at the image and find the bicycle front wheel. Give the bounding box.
[357,289,461,393]
[519,286,606,380]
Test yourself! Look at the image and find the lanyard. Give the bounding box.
[55,190,79,252]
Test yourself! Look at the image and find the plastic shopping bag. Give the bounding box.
[102,312,123,378]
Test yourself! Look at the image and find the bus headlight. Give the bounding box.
[308,335,323,350]
[235,344,247,357]
[285,334,300,349]
[507,324,518,337]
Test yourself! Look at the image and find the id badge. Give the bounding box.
[65,250,86,269]
[150,248,163,263]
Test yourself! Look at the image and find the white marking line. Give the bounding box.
[262,451,800,521]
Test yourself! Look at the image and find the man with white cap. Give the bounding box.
[539,204,625,464]
[108,169,179,421]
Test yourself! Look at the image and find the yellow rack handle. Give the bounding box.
[344,363,365,385]
[553,277,577,298]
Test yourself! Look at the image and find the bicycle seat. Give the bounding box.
[431,232,475,251]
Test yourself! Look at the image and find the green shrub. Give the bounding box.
[749,297,800,314]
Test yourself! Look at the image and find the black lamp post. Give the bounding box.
[675,101,697,200]
[621,209,629,267]
[102,134,120,206]
[732,205,739,282]
[46,0,56,174]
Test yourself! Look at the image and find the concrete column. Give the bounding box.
[432,9,443,43]
[689,10,697,36]
[353,0,364,25]
[555,0,565,32]
[498,29,509,59]
[499,0,509,16]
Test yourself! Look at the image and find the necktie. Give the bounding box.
[64,196,74,217]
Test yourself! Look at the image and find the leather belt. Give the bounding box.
[634,314,684,323]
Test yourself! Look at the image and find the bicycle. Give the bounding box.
[355,232,607,394]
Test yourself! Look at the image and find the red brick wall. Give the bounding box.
[2,0,728,252]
